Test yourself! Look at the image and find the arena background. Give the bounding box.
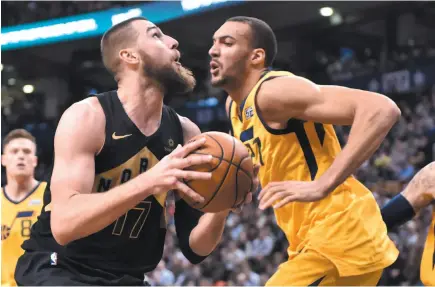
[1,1,435,285]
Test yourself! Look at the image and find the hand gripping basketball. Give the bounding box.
[145,137,213,203]
[180,132,256,213]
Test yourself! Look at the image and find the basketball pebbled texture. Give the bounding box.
[182,131,254,213]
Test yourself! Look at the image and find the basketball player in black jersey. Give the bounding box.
[15,17,254,286]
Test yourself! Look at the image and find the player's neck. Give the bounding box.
[5,176,38,202]
[117,74,164,136]
[228,69,265,105]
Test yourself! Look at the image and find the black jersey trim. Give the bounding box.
[165,106,184,145]
[253,74,295,135]
[228,100,234,136]
[2,181,41,205]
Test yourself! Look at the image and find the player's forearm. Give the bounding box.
[51,176,153,245]
[318,99,400,194]
[189,210,229,256]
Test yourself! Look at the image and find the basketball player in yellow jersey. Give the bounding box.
[381,161,435,286]
[209,16,401,285]
[1,129,46,286]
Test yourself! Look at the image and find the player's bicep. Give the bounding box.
[260,76,391,126]
[50,103,104,205]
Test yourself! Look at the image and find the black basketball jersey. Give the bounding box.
[22,91,186,285]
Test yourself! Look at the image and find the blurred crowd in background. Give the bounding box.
[2,1,435,286]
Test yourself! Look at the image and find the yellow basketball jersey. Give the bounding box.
[229,70,398,276]
[1,182,46,286]
[421,208,435,286]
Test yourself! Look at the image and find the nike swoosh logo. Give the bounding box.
[112,132,132,140]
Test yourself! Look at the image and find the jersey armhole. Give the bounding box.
[228,100,234,136]
[165,106,184,145]
[254,75,296,135]
[94,93,114,157]
[84,99,105,156]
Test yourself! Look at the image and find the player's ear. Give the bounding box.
[251,48,266,66]
[33,155,38,168]
[1,154,7,167]
[119,48,140,65]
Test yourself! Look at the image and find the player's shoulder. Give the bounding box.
[57,97,105,136]
[176,114,201,143]
[54,97,106,153]
[258,71,294,95]
[63,97,104,121]
[36,181,48,193]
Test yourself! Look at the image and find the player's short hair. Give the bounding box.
[2,129,36,151]
[226,16,277,67]
[100,16,148,77]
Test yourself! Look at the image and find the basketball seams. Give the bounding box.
[181,134,224,197]
[198,134,236,210]
[191,152,253,177]
[183,133,254,212]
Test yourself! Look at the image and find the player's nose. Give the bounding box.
[166,35,179,50]
[208,44,219,58]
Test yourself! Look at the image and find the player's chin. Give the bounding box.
[210,76,225,87]
[13,170,30,177]
[179,68,196,92]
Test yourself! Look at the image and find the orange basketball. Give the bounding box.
[182,131,255,213]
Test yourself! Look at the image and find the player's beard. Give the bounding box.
[211,56,249,88]
[140,50,196,96]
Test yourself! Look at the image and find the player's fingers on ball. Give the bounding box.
[170,154,210,169]
[175,181,205,203]
[245,192,253,204]
[178,137,207,157]
[164,176,178,187]
[175,155,208,169]
[174,170,212,181]
[168,144,183,158]
[181,154,213,169]
[253,164,260,175]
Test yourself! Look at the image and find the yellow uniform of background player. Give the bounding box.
[209,17,401,285]
[1,183,46,286]
[1,129,45,286]
[381,161,435,286]
[421,210,434,286]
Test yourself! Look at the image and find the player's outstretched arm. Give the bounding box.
[257,76,401,207]
[50,101,211,245]
[381,162,435,230]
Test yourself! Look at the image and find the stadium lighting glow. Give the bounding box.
[23,84,34,94]
[8,78,16,86]
[320,7,334,17]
